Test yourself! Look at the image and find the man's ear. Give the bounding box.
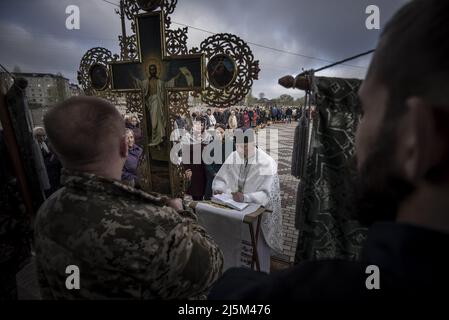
[119,136,128,159]
[403,97,446,182]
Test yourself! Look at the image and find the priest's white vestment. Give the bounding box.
[212,147,283,271]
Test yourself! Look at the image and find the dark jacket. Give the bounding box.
[209,223,449,301]
[183,143,207,200]
[204,137,235,200]
[121,144,143,185]
[39,139,62,196]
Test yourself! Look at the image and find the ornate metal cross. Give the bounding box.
[78,0,260,197]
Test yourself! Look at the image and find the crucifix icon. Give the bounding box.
[110,11,204,152]
[79,2,259,197]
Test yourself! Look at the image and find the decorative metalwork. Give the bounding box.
[163,0,177,15]
[126,92,144,121]
[191,33,260,108]
[121,0,140,33]
[80,0,260,197]
[137,154,153,192]
[122,0,177,32]
[104,91,126,109]
[78,47,118,95]
[123,0,140,21]
[136,0,162,12]
[119,34,138,61]
[167,91,189,128]
[119,0,180,52]
[162,0,177,29]
[166,27,188,55]
[167,90,188,197]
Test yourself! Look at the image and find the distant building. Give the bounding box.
[69,83,83,97]
[5,72,128,126]
[13,72,72,107]
[0,72,14,96]
[11,72,85,126]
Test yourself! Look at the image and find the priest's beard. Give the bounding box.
[354,122,416,227]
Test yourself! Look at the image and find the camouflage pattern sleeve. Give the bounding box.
[177,208,199,221]
[165,205,224,297]
[173,217,224,298]
[135,206,224,299]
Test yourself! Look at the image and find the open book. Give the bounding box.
[211,193,249,211]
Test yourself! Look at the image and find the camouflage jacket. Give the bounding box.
[34,169,223,299]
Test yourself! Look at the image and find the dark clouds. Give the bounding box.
[0,0,407,98]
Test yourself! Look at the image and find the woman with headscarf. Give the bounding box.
[243,109,250,129]
[121,129,143,187]
[125,115,143,146]
[33,126,61,197]
[251,108,258,128]
[228,110,238,130]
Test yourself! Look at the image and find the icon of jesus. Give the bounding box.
[131,63,194,147]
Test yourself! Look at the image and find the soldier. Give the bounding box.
[35,96,223,299]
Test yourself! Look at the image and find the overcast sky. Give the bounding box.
[0,0,407,99]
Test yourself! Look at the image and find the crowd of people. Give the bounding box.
[31,104,303,200]
[114,105,304,201]
[196,105,303,130]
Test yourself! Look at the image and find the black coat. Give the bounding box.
[222,109,230,125]
[209,223,449,301]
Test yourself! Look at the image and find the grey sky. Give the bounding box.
[0,0,407,99]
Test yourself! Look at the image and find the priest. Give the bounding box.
[212,129,283,272]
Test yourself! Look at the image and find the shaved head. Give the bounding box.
[44,96,126,168]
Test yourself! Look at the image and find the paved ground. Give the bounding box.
[263,122,299,264]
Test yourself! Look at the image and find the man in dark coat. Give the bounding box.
[210,0,449,301]
[222,108,231,126]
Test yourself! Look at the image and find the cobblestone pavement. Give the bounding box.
[263,122,299,263]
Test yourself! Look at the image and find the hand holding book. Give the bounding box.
[211,193,249,211]
[231,192,244,203]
